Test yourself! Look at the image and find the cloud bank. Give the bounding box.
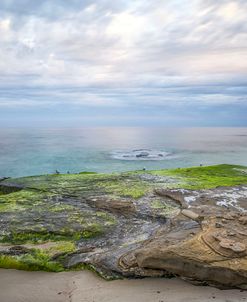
[0,0,246,126]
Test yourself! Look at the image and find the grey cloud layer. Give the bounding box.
[0,0,246,118]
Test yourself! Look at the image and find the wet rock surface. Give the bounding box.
[0,165,247,288]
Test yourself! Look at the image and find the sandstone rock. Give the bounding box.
[239,216,247,225]
[86,196,136,216]
[181,209,201,221]
[154,189,186,208]
[219,239,246,253]
[120,217,247,288]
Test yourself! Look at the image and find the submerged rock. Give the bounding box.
[110,149,172,161]
[136,151,149,158]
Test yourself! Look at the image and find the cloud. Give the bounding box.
[0,0,246,125]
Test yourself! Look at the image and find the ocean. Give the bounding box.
[0,127,247,178]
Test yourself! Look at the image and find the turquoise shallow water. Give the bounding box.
[0,127,247,178]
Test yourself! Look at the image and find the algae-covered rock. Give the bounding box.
[0,164,247,288]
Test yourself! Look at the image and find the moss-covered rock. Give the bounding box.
[0,164,247,288]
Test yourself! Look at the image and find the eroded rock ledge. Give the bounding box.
[0,164,247,289]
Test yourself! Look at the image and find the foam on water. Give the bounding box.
[0,127,247,177]
[110,149,173,161]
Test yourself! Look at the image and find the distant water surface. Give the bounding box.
[0,127,247,177]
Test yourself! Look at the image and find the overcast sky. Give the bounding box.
[0,0,246,127]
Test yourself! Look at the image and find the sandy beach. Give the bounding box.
[0,269,246,302]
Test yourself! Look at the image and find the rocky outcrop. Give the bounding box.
[0,165,247,288]
[58,185,247,289]
[120,213,247,289]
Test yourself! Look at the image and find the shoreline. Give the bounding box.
[0,269,246,302]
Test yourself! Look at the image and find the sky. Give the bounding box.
[0,0,246,127]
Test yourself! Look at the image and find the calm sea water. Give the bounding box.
[0,127,247,178]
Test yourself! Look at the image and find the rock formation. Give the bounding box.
[0,164,247,288]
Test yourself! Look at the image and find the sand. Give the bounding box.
[0,269,246,302]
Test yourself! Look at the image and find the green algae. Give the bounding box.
[150,164,247,189]
[150,200,179,216]
[103,182,148,199]
[0,210,115,245]
[46,241,76,255]
[2,172,150,199]
[0,190,45,212]
[48,204,76,212]
[0,241,77,272]
[79,172,98,175]
[2,173,105,194]
[3,165,247,195]
[0,180,117,245]
[98,176,150,199]
[0,164,247,273]
[1,216,113,244]
[0,252,63,272]
[2,232,83,244]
